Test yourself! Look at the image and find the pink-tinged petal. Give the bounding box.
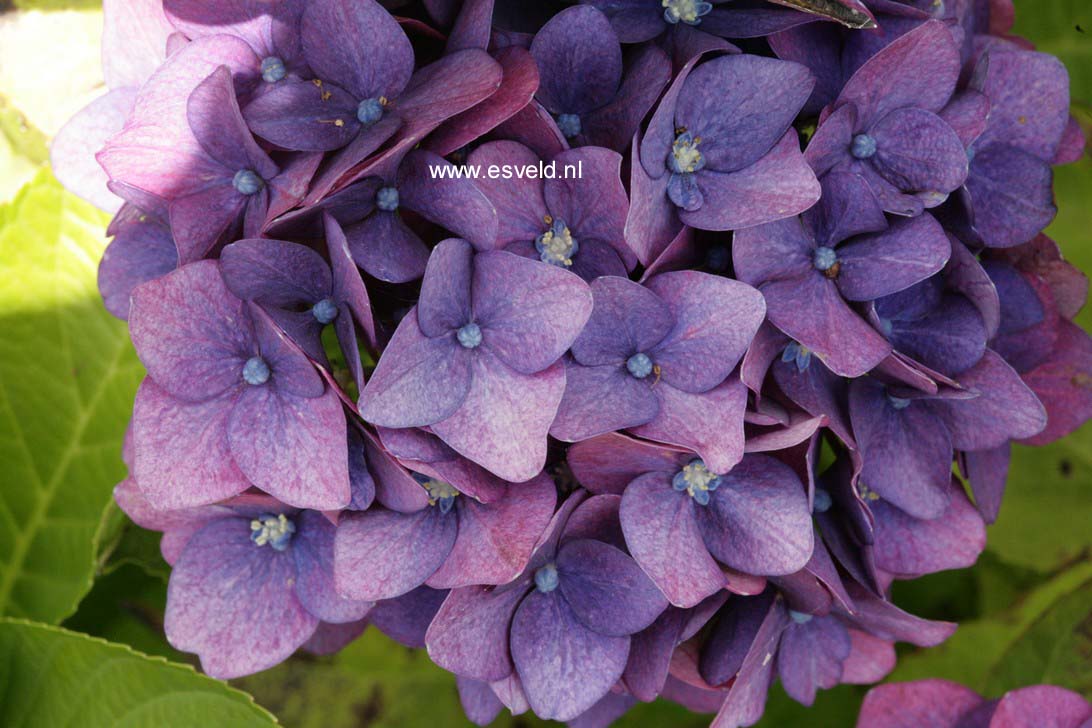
[51,88,136,212]
[472,249,593,375]
[168,183,249,264]
[334,507,457,601]
[989,685,1092,728]
[932,349,1047,450]
[131,380,251,509]
[163,0,304,58]
[369,585,448,648]
[492,100,570,160]
[850,379,952,519]
[837,21,960,125]
[856,680,983,728]
[302,620,368,655]
[872,481,986,578]
[292,511,372,623]
[845,583,957,647]
[228,386,350,510]
[417,238,473,338]
[432,354,566,482]
[869,108,969,196]
[631,377,748,475]
[626,137,684,267]
[399,152,499,252]
[1054,115,1086,165]
[378,427,508,504]
[1020,321,1092,446]
[939,90,990,149]
[681,131,821,232]
[363,429,431,513]
[646,271,765,393]
[511,590,630,722]
[620,473,725,608]
[836,213,952,301]
[708,596,789,728]
[805,103,857,175]
[467,140,550,246]
[425,47,540,157]
[165,518,319,679]
[445,0,495,52]
[777,616,851,706]
[551,360,662,443]
[113,477,231,565]
[696,454,814,576]
[946,236,1001,340]
[567,433,686,496]
[428,475,557,589]
[426,583,527,680]
[129,260,250,402]
[301,0,412,100]
[359,310,472,428]
[840,630,896,684]
[624,608,688,701]
[745,413,826,453]
[973,50,1070,161]
[530,6,623,115]
[457,676,504,727]
[326,215,376,353]
[188,66,276,176]
[557,538,668,636]
[102,0,173,90]
[559,494,626,551]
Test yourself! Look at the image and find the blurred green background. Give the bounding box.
[0,1,1089,725]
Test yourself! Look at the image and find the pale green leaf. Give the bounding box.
[0,169,143,623]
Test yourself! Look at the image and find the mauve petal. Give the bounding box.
[579,44,671,152]
[626,141,684,267]
[557,538,667,636]
[963,444,1009,523]
[249,304,324,397]
[840,629,896,684]
[428,475,557,588]
[292,511,372,623]
[164,0,304,59]
[346,212,428,284]
[886,293,987,376]
[346,426,376,511]
[165,518,318,679]
[467,140,550,246]
[457,677,504,727]
[559,494,626,551]
[511,589,630,722]
[530,6,623,115]
[989,685,1092,728]
[967,143,1056,249]
[624,607,687,701]
[939,90,991,149]
[567,433,686,495]
[695,455,814,575]
[620,473,725,608]
[364,429,431,513]
[188,66,276,175]
[836,214,951,301]
[1054,114,1086,165]
[646,271,765,393]
[102,0,173,89]
[845,583,956,647]
[131,380,250,509]
[242,79,362,151]
[946,237,1002,339]
[98,213,178,320]
[169,183,251,264]
[379,427,508,504]
[1020,320,1092,446]
[302,0,412,100]
[492,99,570,161]
[426,584,527,680]
[571,277,674,366]
[551,360,661,442]
[631,377,749,474]
[473,249,593,375]
[432,353,566,482]
[398,152,499,252]
[708,595,789,727]
[700,5,818,38]
[777,616,851,706]
[773,357,854,447]
[302,620,368,655]
[220,238,330,308]
[856,680,983,728]
[584,0,665,43]
[51,88,136,212]
[973,50,1070,161]
[805,103,857,176]
[804,170,888,248]
[676,55,814,173]
[129,260,250,401]
[368,585,449,649]
[681,130,820,231]
[869,108,968,196]
[228,387,350,509]
[334,507,457,600]
[850,380,952,519]
[359,310,472,428]
[837,21,960,125]
[417,238,474,338]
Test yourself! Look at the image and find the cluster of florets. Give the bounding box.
[52,0,1090,725]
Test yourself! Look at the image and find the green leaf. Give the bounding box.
[0,169,143,623]
[1012,0,1092,104]
[0,95,49,166]
[887,559,1092,694]
[11,0,104,10]
[0,619,277,727]
[986,424,1092,571]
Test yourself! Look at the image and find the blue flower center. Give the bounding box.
[311,297,338,324]
[850,134,877,160]
[260,56,287,83]
[534,563,559,593]
[233,170,264,196]
[789,610,813,624]
[250,513,295,551]
[627,352,654,379]
[556,113,582,139]
[457,322,483,349]
[535,218,579,268]
[668,131,705,175]
[376,186,399,212]
[781,342,813,373]
[242,356,271,385]
[813,487,832,513]
[888,394,912,410]
[412,473,459,514]
[672,459,721,506]
[662,0,713,25]
[357,96,385,126]
[813,246,838,272]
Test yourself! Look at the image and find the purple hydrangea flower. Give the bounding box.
[468,141,636,281]
[97,199,179,320]
[552,274,764,471]
[128,260,351,510]
[359,239,593,481]
[627,52,820,265]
